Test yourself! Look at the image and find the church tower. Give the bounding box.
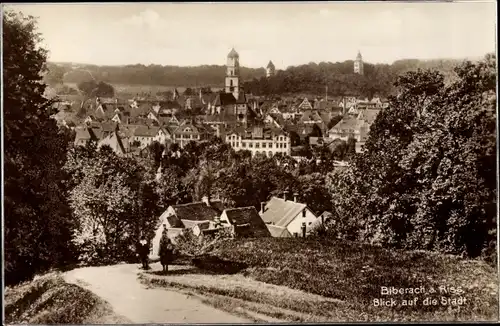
[354,51,364,75]
[266,60,276,77]
[225,48,240,100]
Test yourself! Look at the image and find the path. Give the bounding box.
[64,263,252,323]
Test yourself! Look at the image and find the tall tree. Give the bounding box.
[329,57,497,257]
[4,11,75,284]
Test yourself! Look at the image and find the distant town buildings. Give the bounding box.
[354,51,364,75]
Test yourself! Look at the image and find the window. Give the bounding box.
[269,143,273,148]
[256,142,260,148]
[268,151,272,157]
[284,143,287,148]
[302,210,306,218]
[242,142,246,148]
[230,80,233,87]
[249,142,253,148]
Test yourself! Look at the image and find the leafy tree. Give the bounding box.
[329,57,497,257]
[183,87,194,96]
[4,11,75,285]
[77,80,115,98]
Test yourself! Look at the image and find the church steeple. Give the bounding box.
[354,50,364,75]
[225,48,240,100]
[266,60,276,77]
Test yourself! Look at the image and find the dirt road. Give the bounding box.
[64,263,252,323]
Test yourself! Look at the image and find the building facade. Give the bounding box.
[225,126,291,157]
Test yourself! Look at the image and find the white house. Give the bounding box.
[259,194,318,237]
[225,126,291,158]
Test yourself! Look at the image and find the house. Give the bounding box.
[74,126,99,146]
[259,194,318,237]
[327,116,367,142]
[97,131,127,156]
[219,207,271,238]
[225,125,291,157]
[151,197,224,256]
[172,120,212,148]
[131,125,159,148]
[267,225,292,238]
[309,211,334,233]
[297,98,314,110]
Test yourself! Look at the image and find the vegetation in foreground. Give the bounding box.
[152,237,498,322]
[4,272,128,324]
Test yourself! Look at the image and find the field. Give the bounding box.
[4,272,129,324]
[142,237,498,322]
[63,82,223,98]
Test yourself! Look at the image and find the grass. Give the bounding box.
[139,265,352,322]
[4,272,129,324]
[196,237,498,322]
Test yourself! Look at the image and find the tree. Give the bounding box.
[4,11,75,285]
[328,57,497,257]
[183,87,194,96]
[77,80,115,98]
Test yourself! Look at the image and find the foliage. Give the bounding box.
[174,227,233,257]
[64,145,161,264]
[3,10,76,285]
[77,80,115,98]
[243,59,465,98]
[49,62,266,88]
[328,56,497,257]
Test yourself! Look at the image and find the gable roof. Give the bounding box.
[261,197,308,228]
[97,131,126,155]
[222,207,271,238]
[171,200,224,222]
[267,225,292,238]
[213,92,237,107]
[328,116,365,134]
[133,125,159,137]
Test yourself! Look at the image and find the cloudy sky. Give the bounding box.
[5,2,497,69]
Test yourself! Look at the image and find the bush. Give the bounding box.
[175,227,233,257]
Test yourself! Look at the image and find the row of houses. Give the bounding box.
[151,192,332,257]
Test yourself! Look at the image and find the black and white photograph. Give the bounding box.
[2,1,498,323]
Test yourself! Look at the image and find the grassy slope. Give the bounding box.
[4,272,129,324]
[199,238,498,322]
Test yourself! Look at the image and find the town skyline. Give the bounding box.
[5,2,496,69]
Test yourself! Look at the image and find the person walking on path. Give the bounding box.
[138,236,150,270]
[158,229,175,273]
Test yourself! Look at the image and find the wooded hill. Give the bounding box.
[45,56,486,98]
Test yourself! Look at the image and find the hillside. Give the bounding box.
[4,272,129,324]
[196,237,497,322]
[44,56,484,98]
[46,62,266,88]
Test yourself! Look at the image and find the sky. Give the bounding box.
[4,2,497,69]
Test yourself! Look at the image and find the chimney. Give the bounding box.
[302,222,306,238]
[283,190,289,201]
[202,195,210,207]
[260,202,266,213]
[293,193,298,203]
